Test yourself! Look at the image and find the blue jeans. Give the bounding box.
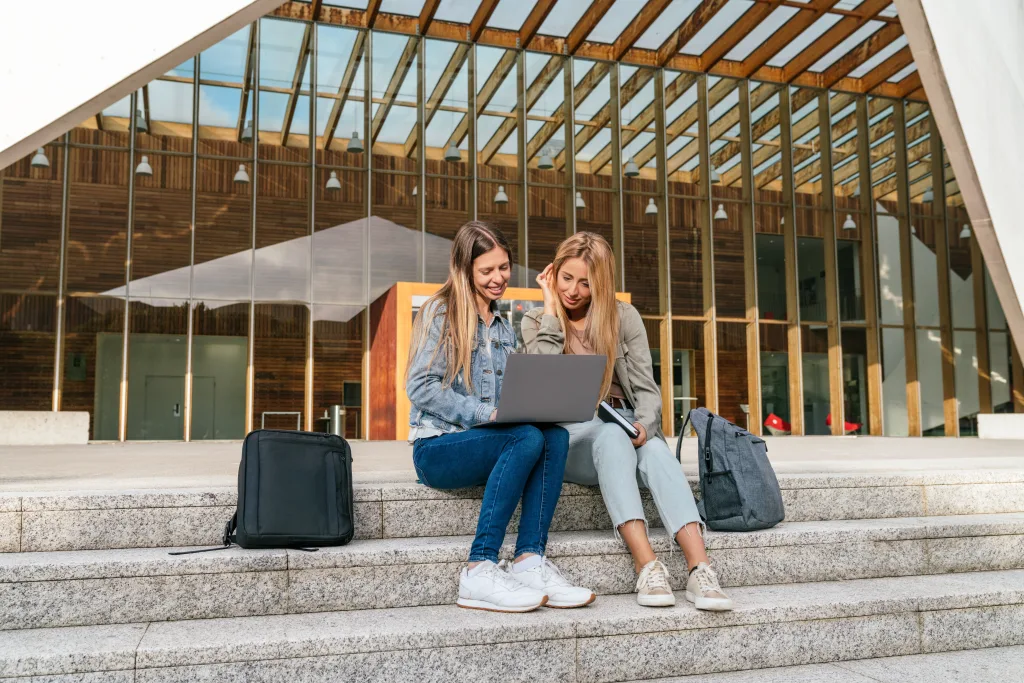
[412,424,569,563]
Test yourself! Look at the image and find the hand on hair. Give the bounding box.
[630,423,648,447]
[489,409,498,422]
[537,264,558,316]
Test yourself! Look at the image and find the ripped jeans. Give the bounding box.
[561,408,702,541]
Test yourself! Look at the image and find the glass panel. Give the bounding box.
[671,320,705,431]
[371,171,420,298]
[911,220,940,328]
[801,326,830,435]
[907,104,933,217]
[621,66,657,193]
[253,303,308,430]
[876,204,904,325]
[526,52,567,185]
[836,239,864,322]
[66,146,128,294]
[791,86,824,209]
[316,24,366,157]
[750,86,782,204]
[946,176,974,329]
[985,267,1008,330]
[314,168,366,304]
[425,38,471,177]
[796,235,826,322]
[754,213,785,320]
[841,327,868,435]
[666,71,701,199]
[830,91,863,216]
[0,294,56,411]
[425,178,469,283]
[259,17,310,163]
[194,158,252,300]
[479,181,523,282]
[137,65,195,153]
[525,184,566,281]
[132,153,193,299]
[917,328,944,435]
[191,301,249,440]
[577,188,615,260]
[313,305,365,439]
[716,322,750,429]
[1,142,64,293]
[623,193,658,316]
[712,201,746,318]
[370,33,418,164]
[881,327,908,436]
[869,97,900,220]
[709,78,742,197]
[760,322,790,434]
[668,196,704,317]
[125,299,189,440]
[990,330,1012,412]
[477,46,519,175]
[255,163,310,301]
[198,25,254,158]
[63,297,124,440]
[954,330,980,436]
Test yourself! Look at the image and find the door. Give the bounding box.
[142,375,185,440]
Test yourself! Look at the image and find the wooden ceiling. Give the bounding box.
[272,0,925,101]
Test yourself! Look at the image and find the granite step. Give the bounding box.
[4,470,1024,552]
[2,569,1024,682]
[4,513,1024,631]
[630,645,1024,682]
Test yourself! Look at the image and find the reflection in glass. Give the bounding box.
[836,240,863,321]
[0,294,57,410]
[954,330,980,436]
[670,321,705,431]
[990,331,1012,412]
[759,323,789,435]
[802,327,830,435]
[126,299,189,440]
[917,328,944,436]
[716,322,749,429]
[797,237,826,322]
[881,327,908,436]
[253,303,309,430]
[841,328,868,435]
[756,233,786,321]
[313,305,365,439]
[876,205,904,325]
[191,301,249,440]
[63,297,125,440]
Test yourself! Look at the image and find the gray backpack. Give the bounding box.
[675,407,785,531]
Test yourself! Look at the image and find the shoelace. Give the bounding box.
[540,558,572,587]
[693,565,722,593]
[639,561,672,591]
[482,562,527,591]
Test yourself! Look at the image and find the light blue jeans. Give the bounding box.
[561,408,701,540]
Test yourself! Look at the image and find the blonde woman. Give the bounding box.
[520,232,732,611]
[407,221,595,613]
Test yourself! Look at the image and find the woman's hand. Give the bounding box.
[536,264,558,317]
[630,423,648,447]
[489,409,498,422]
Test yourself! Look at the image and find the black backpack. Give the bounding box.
[172,429,354,554]
[676,407,785,531]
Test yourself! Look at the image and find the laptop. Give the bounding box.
[482,353,607,425]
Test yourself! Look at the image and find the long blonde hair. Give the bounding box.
[408,221,512,392]
[550,232,620,399]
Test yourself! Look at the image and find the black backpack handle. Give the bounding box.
[675,412,691,463]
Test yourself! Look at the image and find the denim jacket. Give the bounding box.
[406,302,518,438]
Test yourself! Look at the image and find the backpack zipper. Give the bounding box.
[704,414,714,472]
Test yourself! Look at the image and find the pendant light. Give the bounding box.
[710,167,721,184]
[959,224,971,240]
[347,131,364,153]
[575,191,585,209]
[412,184,417,197]
[538,148,554,170]
[714,204,728,221]
[30,147,49,168]
[842,214,856,231]
[645,198,658,215]
[135,109,148,133]
[241,120,254,142]
[135,155,153,176]
[922,187,934,203]
[852,185,860,198]
[445,140,461,162]
[624,156,639,177]
[911,224,917,235]
[326,170,341,190]
[494,185,509,204]
[233,164,250,184]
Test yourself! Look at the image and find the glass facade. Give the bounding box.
[1,13,1021,440]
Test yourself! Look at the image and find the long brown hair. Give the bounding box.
[408,221,512,392]
[550,231,619,399]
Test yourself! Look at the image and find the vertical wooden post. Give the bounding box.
[1013,339,1024,413]
[654,69,674,436]
[739,81,762,435]
[857,97,883,435]
[779,87,803,435]
[894,100,921,435]
[563,56,576,236]
[929,114,957,435]
[971,233,992,413]
[697,75,718,413]
[818,92,845,436]
[516,50,528,285]
[467,43,478,221]
[416,36,426,282]
[610,64,625,290]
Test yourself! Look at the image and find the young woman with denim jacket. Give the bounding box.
[520,232,733,612]
[406,221,595,613]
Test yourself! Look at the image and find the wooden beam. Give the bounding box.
[855,97,883,434]
[896,71,922,98]
[700,0,781,72]
[749,91,848,188]
[481,55,561,163]
[371,37,418,144]
[235,23,257,141]
[613,0,673,61]
[657,0,731,65]
[527,62,609,161]
[419,0,441,34]
[743,0,839,79]
[697,77,718,413]
[95,114,104,131]
[520,0,556,48]
[142,85,152,134]
[404,43,470,157]
[365,0,383,27]
[470,0,500,42]
[451,49,516,149]
[568,0,616,55]
[779,86,804,435]
[781,0,890,82]
[858,45,913,92]
[323,31,366,149]
[281,24,314,147]
[894,102,921,436]
[820,23,902,88]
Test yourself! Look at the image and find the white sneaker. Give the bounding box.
[685,562,733,612]
[457,561,547,613]
[636,560,676,607]
[503,557,596,608]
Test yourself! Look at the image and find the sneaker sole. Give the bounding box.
[637,593,676,607]
[545,593,597,609]
[457,595,548,613]
[685,591,734,612]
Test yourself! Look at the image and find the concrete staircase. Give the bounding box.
[2,469,1024,681]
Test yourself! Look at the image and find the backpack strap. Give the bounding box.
[168,513,236,556]
[675,412,692,463]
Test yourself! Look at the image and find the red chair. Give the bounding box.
[763,413,791,436]
[826,414,862,435]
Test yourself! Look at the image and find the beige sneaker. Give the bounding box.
[685,562,733,611]
[635,560,675,607]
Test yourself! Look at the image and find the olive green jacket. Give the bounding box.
[520,300,664,440]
